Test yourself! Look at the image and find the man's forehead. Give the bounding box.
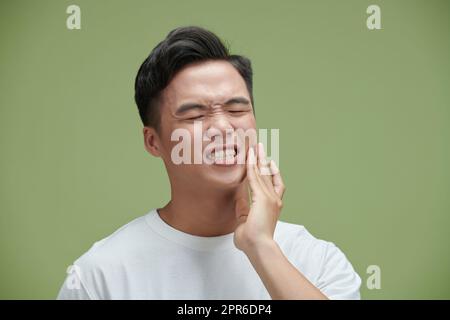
[161,61,249,108]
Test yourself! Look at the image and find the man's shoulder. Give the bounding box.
[275,219,326,244]
[274,219,361,298]
[274,219,332,259]
[73,212,153,270]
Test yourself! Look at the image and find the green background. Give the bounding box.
[1,0,449,299]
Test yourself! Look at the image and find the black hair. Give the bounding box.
[134,26,254,132]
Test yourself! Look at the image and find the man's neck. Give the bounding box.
[158,182,248,237]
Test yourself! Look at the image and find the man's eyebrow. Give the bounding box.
[224,97,251,106]
[175,103,208,115]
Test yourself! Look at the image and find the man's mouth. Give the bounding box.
[206,145,239,165]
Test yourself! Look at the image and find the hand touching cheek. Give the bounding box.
[234,142,285,253]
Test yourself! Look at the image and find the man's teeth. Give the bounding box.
[208,149,236,160]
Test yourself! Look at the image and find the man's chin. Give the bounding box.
[202,164,246,189]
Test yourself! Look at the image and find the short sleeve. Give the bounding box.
[56,264,94,300]
[316,242,362,300]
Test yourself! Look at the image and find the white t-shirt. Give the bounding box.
[57,209,361,300]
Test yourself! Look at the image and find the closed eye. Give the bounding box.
[186,115,204,120]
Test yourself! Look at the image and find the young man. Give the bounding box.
[57,26,361,300]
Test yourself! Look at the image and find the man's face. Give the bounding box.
[155,60,256,190]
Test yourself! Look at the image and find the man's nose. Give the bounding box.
[205,113,234,141]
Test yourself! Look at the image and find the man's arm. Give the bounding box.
[57,264,94,300]
[234,143,327,300]
[244,239,327,300]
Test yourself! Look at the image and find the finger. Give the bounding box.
[257,142,277,194]
[246,146,264,198]
[257,142,272,177]
[248,145,274,200]
[235,197,249,223]
[270,160,285,198]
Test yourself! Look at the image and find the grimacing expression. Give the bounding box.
[151,60,256,190]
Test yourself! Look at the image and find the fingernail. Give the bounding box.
[270,160,279,174]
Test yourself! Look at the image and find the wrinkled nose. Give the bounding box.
[204,114,235,142]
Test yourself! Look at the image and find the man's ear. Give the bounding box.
[143,126,162,157]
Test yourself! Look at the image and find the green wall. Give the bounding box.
[1,0,449,299]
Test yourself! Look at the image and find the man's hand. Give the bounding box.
[233,143,328,300]
[234,142,285,253]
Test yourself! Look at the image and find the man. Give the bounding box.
[57,26,361,300]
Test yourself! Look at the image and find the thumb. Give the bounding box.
[235,197,249,223]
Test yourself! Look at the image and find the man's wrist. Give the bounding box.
[243,238,280,262]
